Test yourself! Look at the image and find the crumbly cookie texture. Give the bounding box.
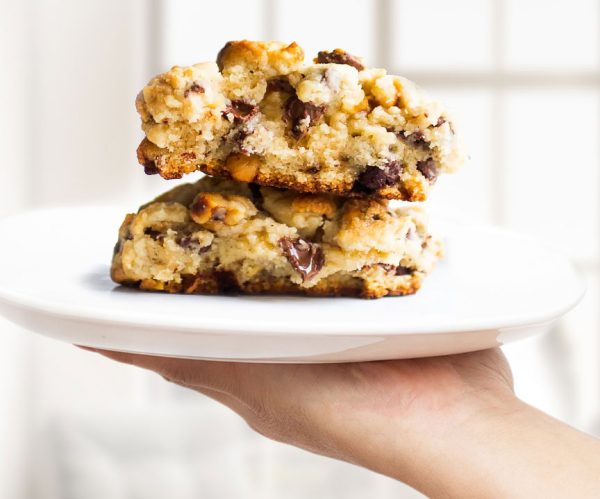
[136,40,465,201]
[111,177,443,298]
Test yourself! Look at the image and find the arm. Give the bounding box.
[84,347,600,498]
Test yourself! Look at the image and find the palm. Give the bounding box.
[91,347,513,460]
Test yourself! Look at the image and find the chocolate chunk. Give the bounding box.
[417,159,438,182]
[143,160,160,175]
[228,109,258,153]
[144,228,164,241]
[283,96,326,139]
[175,235,211,254]
[175,235,193,247]
[355,161,401,192]
[400,130,429,149]
[372,214,382,221]
[395,265,413,276]
[223,100,259,123]
[267,76,294,94]
[312,225,325,243]
[316,50,365,71]
[279,237,324,282]
[230,126,253,153]
[306,166,320,174]
[214,270,240,294]
[190,198,207,220]
[184,82,205,98]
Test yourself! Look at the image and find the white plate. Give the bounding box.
[0,207,584,363]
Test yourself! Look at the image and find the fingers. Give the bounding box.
[77,347,271,423]
[77,346,243,394]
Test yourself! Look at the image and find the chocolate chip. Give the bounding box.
[144,228,164,241]
[400,130,430,149]
[306,166,320,174]
[214,270,240,294]
[417,159,438,182]
[283,96,326,139]
[143,160,160,175]
[378,264,396,273]
[316,50,365,71]
[175,235,193,247]
[396,265,413,276]
[184,82,205,98]
[312,225,325,243]
[230,127,253,153]
[372,214,382,221]
[175,235,211,254]
[267,76,294,94]
[355,161,401,193]
[190,198,207,219]
[223,100,259,123]
[279,237,324,282]
[113,240,121,255]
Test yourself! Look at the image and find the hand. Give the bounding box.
[84,347,600,497]
[83,347,529,494]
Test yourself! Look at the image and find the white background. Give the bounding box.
[1,0,599,497]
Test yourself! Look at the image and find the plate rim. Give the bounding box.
[0,207,586,337]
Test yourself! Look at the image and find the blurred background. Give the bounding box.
[1,0,599,497]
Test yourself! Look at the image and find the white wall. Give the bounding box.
[1,1,599,498]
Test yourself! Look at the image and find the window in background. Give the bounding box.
[158,0,600,428]
[390,0,600,429]
[6,2,596,498]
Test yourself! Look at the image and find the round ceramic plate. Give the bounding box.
[0,207,584,363]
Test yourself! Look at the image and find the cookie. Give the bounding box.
[111,177,443,298]
[136,40,465,201]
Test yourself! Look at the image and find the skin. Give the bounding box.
[83,347,600,498]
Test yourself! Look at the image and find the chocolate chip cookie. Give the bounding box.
[136,40,465,201]
[111,177,442,298]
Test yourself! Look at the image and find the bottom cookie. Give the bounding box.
[111,177,442,298]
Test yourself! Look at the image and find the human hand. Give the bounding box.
[83,347,524,495]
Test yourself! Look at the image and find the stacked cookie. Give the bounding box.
[111,41,464,298]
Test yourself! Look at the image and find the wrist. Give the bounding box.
[335,386,523,495]
[391,388,524,493]
[399,395,600,498]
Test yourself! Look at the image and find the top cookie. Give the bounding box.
[136,40,465,201]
